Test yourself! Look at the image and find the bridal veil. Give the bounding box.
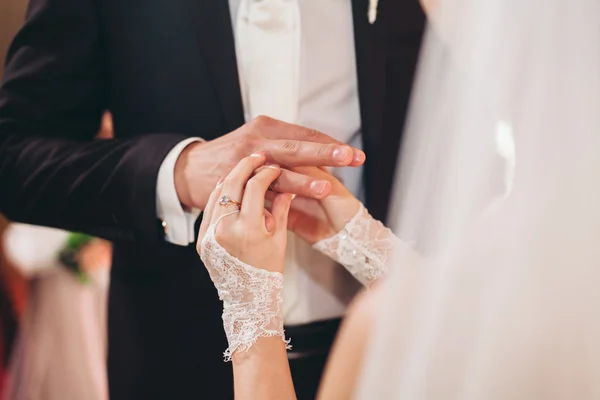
[358,0,600,398]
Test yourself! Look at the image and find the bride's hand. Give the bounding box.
[270,166,360,245]
[197,152,293,273]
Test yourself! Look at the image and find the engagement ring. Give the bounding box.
[219,195,242,208]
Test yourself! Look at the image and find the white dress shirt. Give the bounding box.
[157,0,363,325]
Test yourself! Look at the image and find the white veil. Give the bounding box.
[358,0,600,398]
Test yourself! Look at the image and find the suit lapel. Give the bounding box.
[352,0,389,221]
[352,0,426,222]
[188,0,245,131]
[352,0,387,152]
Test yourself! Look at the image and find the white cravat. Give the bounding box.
[235,0,300,124]
[233,0,363,325]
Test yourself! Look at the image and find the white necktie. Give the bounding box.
[235,0,302,320]
[235,0,300,123]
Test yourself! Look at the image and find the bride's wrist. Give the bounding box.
[330,198,361,232]
[319,198,363,241]
[220,270,289,361]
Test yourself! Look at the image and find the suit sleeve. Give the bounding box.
[0,0,188,243]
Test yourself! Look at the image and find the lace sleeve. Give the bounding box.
[199,213,290,361]
[313,204,405,287]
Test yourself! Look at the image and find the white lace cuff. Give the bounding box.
[313,204,398,287]
[200,217,290,361]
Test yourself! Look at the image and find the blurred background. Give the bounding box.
[0,3,113,398]
[0,0,26,77]
[1,1,27,394]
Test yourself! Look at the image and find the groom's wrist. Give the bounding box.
[157,138,204,245]
[173,140,205,210]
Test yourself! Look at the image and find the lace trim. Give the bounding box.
[200,218,291,362]
[313,204,398,287]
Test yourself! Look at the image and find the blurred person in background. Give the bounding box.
[2,225,111,400]
[0,3,27,394]
[0,0,26,78]
[1,114,113,400]
[0,215,21,399]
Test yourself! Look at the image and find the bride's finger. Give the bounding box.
[263,209,276,233]
[241,165,281,223]
[197,178,224,242]
[270,193,293,235]
[212,152,267,224]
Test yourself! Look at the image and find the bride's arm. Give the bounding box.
[313,204,410,287]
[287,167,419,287]
[231,337,295,399]
[196,153,297,399]
[317,287,381,399]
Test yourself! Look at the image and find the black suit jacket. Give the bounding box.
[0,0,424,398]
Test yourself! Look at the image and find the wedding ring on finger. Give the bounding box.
[219,195,242,208]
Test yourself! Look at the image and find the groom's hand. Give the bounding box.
[174,116,365,210]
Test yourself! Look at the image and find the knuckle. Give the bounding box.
[306,128,322,142]
[282,140,301,154]
[237,135,255,154]
[252,115,272,128]
[317,144,334,158]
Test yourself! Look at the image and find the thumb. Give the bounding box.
[271,193,294,233]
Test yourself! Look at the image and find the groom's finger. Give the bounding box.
[263,140,355,168]
[259,117,343,144]
[253,117,365,166]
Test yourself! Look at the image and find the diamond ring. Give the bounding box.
[219,195,242,208]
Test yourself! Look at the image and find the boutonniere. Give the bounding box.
[58,232,94,284]
[368,0,379,24]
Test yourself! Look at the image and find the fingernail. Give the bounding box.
[251,151,266,157]
[267,164,280,170]
[216,178,225,188]
[291,194,297,200]
[310,180,328,195]
[332,146,350,163]
[353,150,366,164]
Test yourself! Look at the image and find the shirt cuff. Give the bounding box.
[156,138,204,246]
